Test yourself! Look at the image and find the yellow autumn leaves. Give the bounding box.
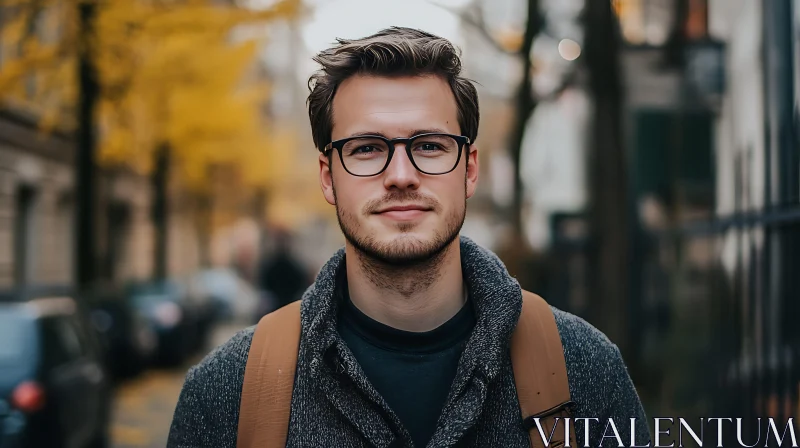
[0,1,78,129]
[0,0,301,190]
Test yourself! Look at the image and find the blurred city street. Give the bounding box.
[110,322,245,448]
[1,0,800,445]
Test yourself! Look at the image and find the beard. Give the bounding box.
[334,186,466,267]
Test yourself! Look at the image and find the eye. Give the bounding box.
[350,145,382,155]
[418,143,441,152]
[412,141,446,154]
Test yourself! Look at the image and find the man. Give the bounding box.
[168,27,650,447]
[257,229,310,312]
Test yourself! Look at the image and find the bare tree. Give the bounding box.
[445,0,545,286]
[582,0,630,354]
[76,1,100,291]
[458,0,541,240]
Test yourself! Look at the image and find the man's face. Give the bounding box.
[319,74,480,265]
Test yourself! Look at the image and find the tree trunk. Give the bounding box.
[196,191,212,269]
[75,2,99,292]
[152,144,170,281]
[497,0,542,287]
[508,0,541,239]
[583,0,630,354]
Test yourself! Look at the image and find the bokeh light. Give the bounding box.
[557,38,581,61]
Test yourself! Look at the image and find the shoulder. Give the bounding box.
[549,306,622,364]
[549,306,630,394]
[184,325,255,397]
[548,306,646,418]
[506,299,650,445]
[169,326,256,446]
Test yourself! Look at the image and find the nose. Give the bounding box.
[382,144,420,190]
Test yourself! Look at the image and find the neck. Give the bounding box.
[344,238,466,332]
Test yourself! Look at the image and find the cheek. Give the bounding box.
[334,178,371,214]
[436,178,467,209]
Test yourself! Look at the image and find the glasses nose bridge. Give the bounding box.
[387,136,412,151]
[385,137,414,163]
[383,136,418,174]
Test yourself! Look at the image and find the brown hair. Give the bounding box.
[307,27,479,152]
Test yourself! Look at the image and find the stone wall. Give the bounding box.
[0,112,205,291]
[0,142,74,287]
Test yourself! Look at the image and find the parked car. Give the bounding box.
[83,284,157,380]
[0,292,112,448]
[125,279,210,366]
[181,277,218,354]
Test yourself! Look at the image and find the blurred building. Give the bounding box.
[482,0,800,425]
[585,0,800,426]
[0,109,211,289]
[706,0,799,428]
[614,0,718,401]
[0,111,75,287]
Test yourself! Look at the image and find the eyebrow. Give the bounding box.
[347,128,450,139]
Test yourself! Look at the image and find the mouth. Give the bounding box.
[374,204,432,221]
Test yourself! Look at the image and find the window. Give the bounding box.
[39,316,83,368]
[613,0,708,46]
[685,0,708,39]
[14,185,37,287]
[613,0,675,45]
[56,192,74,284]
[0,313,36,363]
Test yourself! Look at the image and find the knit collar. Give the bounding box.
[300,235,524,384]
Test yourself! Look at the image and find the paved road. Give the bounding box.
[111,322,247,448]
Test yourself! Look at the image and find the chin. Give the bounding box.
[383,232,434,251]
[351,230,454,266]
[376,241,445,265]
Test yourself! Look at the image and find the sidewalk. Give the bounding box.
[111,322,249,448]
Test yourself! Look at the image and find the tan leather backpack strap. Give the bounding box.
[237,300,302,448]
[512,290,577,448]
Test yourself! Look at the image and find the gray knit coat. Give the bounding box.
[167,236,651,447]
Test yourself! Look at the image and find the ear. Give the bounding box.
[319,151,336,206]
[465,145,479,199]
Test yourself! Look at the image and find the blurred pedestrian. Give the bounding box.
[168,27,651,448]
[256,230,309,313]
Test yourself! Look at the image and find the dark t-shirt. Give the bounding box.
[337,277,476,448]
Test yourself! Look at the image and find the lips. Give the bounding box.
[374,204,432,221]
[376,205,430,213]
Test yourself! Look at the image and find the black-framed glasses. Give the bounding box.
[323,133,471,177]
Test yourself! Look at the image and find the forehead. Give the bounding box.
[330,74,460,139]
